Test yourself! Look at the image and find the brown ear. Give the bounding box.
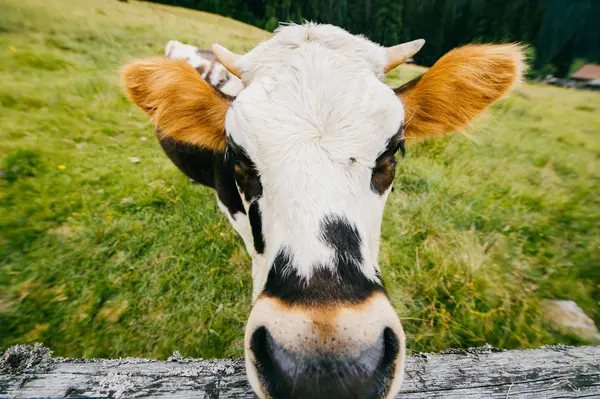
[396,44,526,138]
[121,57,230,151]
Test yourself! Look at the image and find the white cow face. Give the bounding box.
[123,23,524,399]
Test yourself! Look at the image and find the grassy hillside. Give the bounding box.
[1,0,599,359]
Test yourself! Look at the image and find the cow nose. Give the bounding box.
[249,326,400,399]
[244,293,405,399]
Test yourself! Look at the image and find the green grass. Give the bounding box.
[1,0,599,359]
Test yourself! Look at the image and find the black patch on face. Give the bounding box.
[157,134,245,216]
[225,137,263,202]
[370,130,405,195]
[263,216,385,305]
[249,201,265,254]
[320,215,363,266]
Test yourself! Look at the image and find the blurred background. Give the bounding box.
[1,0,598,360]
[152,0,600,81]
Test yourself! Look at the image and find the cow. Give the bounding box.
[121,23,524,399]
[164,39,243,97]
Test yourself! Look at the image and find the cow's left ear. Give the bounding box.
[121,57,231,151]
[396,44,526,139]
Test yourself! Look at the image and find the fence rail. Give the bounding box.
[1,344,599,398]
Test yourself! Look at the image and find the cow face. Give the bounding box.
[122,23,524,399]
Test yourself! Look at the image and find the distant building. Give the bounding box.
[571,64,600,90]
[571,64,600,81]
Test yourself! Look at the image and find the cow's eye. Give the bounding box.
[371,153,398,194]
[370,135,404,195]
[233,159,256,182]
[234,163,262,202]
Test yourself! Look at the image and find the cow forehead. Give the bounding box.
[227,78,403,168]
[238,23,387,83]
[226,25,404,167]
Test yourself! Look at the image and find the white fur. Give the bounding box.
[165,40,207,69]
[227,23,404,290]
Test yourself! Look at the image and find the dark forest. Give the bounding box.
[146,0,599,77]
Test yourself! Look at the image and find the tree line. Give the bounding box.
[146,0,599,78]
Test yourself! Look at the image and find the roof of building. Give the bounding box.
[571,64,600,80]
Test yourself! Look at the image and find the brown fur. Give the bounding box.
[121,57,231,151]
[396,44,526,138]
[256,292,392,346]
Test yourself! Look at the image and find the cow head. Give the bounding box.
[122,23,524,399]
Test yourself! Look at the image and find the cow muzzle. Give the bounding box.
[244,292,405,399]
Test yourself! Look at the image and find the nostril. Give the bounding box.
[366,327,400,399]
[383,327,400,365]
[250,326,268,360]
[250,327,288,397]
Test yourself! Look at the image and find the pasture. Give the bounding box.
[1,0,599,360]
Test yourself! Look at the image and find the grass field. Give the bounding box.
[1,0,599,360]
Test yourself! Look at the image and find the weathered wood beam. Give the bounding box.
[1,344,599,398]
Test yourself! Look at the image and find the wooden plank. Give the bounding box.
[1,344,599,398]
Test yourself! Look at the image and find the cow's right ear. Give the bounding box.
[396,44,525,139]
[121,57,230,151]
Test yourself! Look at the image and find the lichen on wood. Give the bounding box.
[1,344,599,398]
